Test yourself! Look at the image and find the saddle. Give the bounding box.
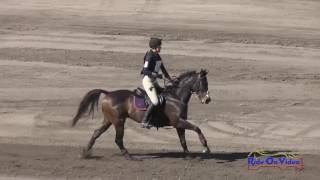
[133,88,149,111]
[134,87,148,98]
[133,87,169,128]
[133,87,165,111]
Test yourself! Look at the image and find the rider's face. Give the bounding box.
[156,46,161,53]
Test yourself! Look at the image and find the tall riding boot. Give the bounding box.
[141,104,155,129]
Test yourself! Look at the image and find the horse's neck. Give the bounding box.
[177,88,192,104]
[175,77,195,104]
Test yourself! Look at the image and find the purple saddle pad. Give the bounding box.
[133,96,148,110]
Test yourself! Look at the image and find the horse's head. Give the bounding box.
[191,69,211,104]
[171,69,212,104]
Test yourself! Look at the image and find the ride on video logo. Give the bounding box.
[247,151,304,170]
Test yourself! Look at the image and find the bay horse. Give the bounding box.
[71,69,212,160]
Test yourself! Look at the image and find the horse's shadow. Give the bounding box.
[86,150,293,163]
[130,151,250,162]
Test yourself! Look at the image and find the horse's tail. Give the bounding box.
[71,89,109,127]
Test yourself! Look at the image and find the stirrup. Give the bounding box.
[141,122,152,129]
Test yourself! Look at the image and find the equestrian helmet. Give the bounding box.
[149,37,162,49]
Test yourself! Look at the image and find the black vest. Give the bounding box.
[141,50,162,76]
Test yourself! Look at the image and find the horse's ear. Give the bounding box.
[200,69,208,76]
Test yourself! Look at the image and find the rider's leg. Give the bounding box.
[141,103,156,128]
[154,81,164,93]
[142,76,159,128]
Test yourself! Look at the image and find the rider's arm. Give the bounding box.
[142,52,153,76]
[160,63,171,81]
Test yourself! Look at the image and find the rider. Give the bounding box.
[141,37,172,128]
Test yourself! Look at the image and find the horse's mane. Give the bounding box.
[176,70,197,80]
[163,70,197,94]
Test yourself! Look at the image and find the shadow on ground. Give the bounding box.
[130,152,249,162]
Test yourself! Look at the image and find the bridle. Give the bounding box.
[162,72,209,100]
[191,74,208,96]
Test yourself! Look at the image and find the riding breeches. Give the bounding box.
[142,76,159,106]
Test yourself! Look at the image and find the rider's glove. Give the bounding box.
[151,73,162,79]
[167,76,174,83]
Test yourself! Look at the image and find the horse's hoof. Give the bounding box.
[123,152,141,161]
[125,155,141,161]
[202,147,211,154]
[80,148,92,159]
[184,150,190,154]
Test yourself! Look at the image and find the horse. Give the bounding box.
[71,69,212,160]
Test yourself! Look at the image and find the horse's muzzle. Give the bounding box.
[201,91,211,104]
[204,97,211,104]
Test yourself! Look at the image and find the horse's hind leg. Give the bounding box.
[81,120,112,159]
[176,128,189,153]
[113,119,138,161]
[176,119,210,154]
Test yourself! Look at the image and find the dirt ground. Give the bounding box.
[0,0,320,179]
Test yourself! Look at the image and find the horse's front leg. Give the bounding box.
[176,119,210,154]
[176,128,189,153]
